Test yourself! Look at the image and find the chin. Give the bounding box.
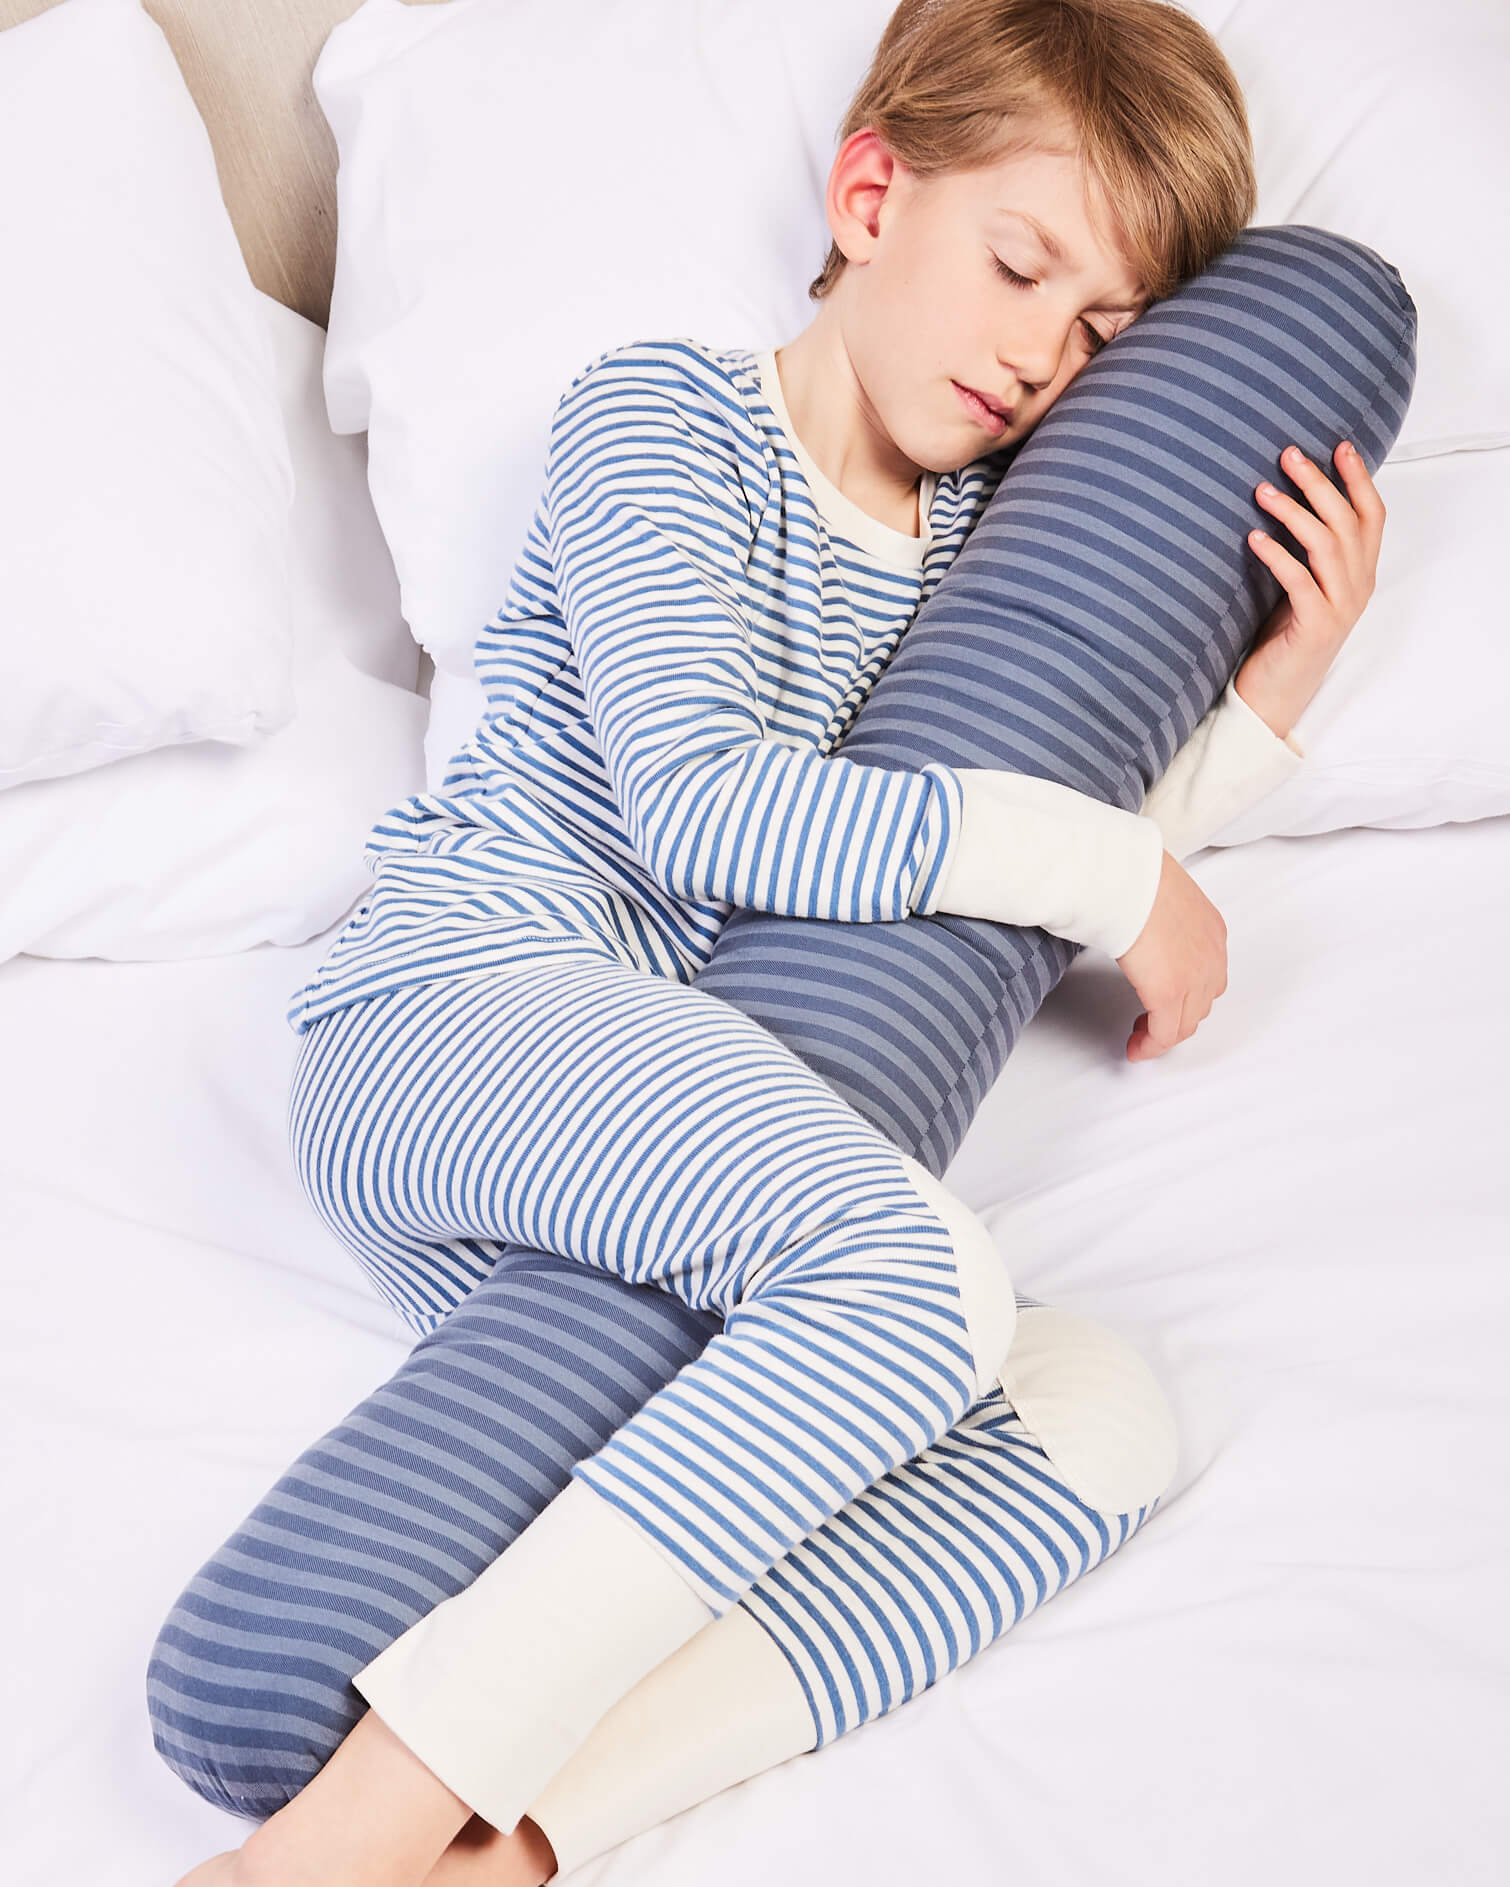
[933,439,1002,476]
[893,423,973,477]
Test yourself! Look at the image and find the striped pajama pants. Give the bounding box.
[148,931,1159,1848]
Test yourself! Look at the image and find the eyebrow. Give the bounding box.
[1000,209,1147,313]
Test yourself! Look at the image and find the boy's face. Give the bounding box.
[830,129,1150,474]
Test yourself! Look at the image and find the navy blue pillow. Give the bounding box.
[696,223,1416,1175]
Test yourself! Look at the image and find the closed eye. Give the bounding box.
[991,254,1112,355]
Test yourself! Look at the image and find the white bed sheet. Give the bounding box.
[4,813,1508,1887]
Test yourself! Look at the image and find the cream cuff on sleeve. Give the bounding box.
[928,770,1166,961]
[1140,675,1306,862]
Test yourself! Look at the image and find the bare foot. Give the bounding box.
[421,1814,558,1886]
[170,1805,555,1887]
[172,1853,241,1887]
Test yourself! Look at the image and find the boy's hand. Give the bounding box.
[1235,439,1387,739]
[1115,850,1228,1062]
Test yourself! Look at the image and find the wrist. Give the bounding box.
[1232,669,1295,743]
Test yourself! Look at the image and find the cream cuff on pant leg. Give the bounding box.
[525,1604,816,1877]
[351,1476,715,1838]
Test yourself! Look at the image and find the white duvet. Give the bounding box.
[3,810,1507,1886]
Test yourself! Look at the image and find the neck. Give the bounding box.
[772,300,926,536]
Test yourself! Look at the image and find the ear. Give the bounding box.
[826,128,904,268]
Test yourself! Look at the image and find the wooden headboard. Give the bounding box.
[0,0,444,326]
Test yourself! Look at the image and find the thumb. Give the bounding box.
[1134,1002,1183,1061]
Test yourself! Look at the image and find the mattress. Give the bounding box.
[4,810,1508,1886]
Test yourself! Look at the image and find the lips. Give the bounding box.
[952,380,1012,432]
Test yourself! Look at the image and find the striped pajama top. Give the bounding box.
[284,337,1012,1037]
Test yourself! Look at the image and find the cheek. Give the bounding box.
[1022,357,1079,427]
[1049,353,1087,398]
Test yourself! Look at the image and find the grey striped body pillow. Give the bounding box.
[697,224,1416,1174]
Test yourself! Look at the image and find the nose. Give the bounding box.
[1000,299,1082,397]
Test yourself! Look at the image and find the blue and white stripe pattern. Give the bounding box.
[280,953,1004,1612]
[740,1391,1145,1747]
[146,224,1416,1825]
[146,963,1149,1818]
[146,1279,1146,1816]
[283,338,1004,1034]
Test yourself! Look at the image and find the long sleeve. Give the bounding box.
[926,676,1308,961]
[545,352,964,924]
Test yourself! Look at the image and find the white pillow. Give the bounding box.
[315,0,847,679]
[1181,0,1509,463]
[424,666,488,798]
[0,0,296,791]
[1210,446,1510,844]
[0,295,426,963]
[422,447,1510,846]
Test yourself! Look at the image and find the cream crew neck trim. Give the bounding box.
[754,348,936,574]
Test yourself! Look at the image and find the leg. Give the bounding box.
[521,1339,1167,1880]
[147,1240,723,1819]
[155,946,1020,1850]
[241,949,1040,1852]
[150,1255,1168,1878]
[294,952,1022,1596]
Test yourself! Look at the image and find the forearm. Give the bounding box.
[639,741,1167,953]
[627,742,965,923]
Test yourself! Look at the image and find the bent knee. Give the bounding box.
[996,1305,1180,1515]
[894,1152,1018,1398]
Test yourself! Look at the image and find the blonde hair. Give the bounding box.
[808,0,1255,305]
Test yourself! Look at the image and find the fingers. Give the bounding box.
[1246,523,1319,606]
[1335,438,1387,558]
[1254,440,1384,600]
[1129,974,1229,1062]
[1265,443,1354,537]
[1254,446,1354,595]
[1130,995,1188,1062]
